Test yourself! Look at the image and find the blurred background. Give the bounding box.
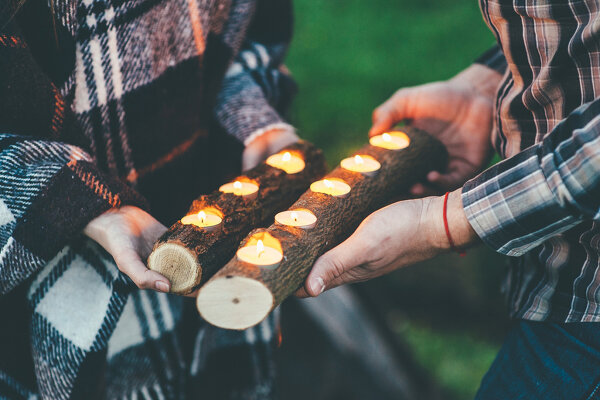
[277,1,512,399]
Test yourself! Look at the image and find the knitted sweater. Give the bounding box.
[0,0,295,398]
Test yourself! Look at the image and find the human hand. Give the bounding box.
[296,189,478,297]
[242,126,300,171]
[84,206,170,292]
[370,64,502,195]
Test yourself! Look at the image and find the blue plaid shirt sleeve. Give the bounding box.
[462,97,600,256]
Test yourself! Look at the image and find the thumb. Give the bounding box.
[369,88,418,137]
[304,234,368,297]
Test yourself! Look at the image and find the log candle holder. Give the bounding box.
[196,127,448,330]
[147,141,327,295]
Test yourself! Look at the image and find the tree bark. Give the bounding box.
[196,127,448,329]
[148,141,327,294]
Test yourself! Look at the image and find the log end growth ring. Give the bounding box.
[196,276,273,330]
[148,243,201,295]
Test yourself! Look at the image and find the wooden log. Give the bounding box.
[196,127,448,330]
[147,141,327,295]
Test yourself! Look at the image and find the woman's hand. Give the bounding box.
[84,206,170,292]
[370,64,502,195]
[242,127,300,171]
[296,189,478,297]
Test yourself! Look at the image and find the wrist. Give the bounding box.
[450,64,503,99]
[425,189,479,252]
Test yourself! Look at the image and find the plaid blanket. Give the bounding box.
[0,0,294,398]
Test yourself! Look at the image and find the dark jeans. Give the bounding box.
[475,321,600,400]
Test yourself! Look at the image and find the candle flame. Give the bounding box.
[324,179,333,188]
[233,181,242,190]
[382,133,392,142]
[354,155,364,165]
[291,211,298,222]
[256,240,265,258]
[282,152,292,162]
[198,210,206,223]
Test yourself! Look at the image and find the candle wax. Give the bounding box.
[369,131,410,150]
[219,180,259,199]
[275,210,317,229]
[310,179,351,198]
[181,210,222,231]
[236,240,283,269]
[266,151,305,174]
[340,154,381,176]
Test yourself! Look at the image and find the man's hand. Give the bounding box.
[84,206,170,292]
[242,127,300,171]
[370,64,502,195]
[297,189,478,297]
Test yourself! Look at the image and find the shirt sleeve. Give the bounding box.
[462,97,600,256]
[214,0,297,145]
[474,45,507,75]
[0,19,146,295]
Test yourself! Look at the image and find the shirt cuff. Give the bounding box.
[461,145,581,256]
[474,45,507,75]
[242,122,296,147]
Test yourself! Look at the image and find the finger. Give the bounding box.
[427,170,465,191]
[294,286,310,298]
[409,183,440,197]
[369,108,396,137]
[183,288,200,298]
[242,148,263,171]
[304,234,369,297]
[370,88,420,137]
[115,248,171,292]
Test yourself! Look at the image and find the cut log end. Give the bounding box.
[148,243,201,295]
[196,276,273,330]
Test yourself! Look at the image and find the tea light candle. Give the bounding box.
[340,154,381,177]
[369,131,410,150]
[310,178,351,198]
[275,209,317,229]
[266,151,305,174]
[181,210,222,231]
[236,239,283,269]
[219,180,259,200]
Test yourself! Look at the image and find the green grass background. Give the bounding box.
[286,1,507,399]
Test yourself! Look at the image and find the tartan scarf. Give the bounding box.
[0,0,294,398]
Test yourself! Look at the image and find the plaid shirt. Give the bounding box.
[463,0,600,322]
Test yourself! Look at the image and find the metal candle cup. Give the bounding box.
[219,180,259,200]
[369,131,410,150]
[236,240,283,269]
[180,210,222,232]
[275,209,317,229]
[310,178,351,198]
[340,154,381,177]
[266,151,305,174]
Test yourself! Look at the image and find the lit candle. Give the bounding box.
[369,131,410,150]
[275,209,317,229]
[310,178,351,198]
[340,154,381,176]
[266,151,305,174]
[236,239,283,269]
[219,180,259,200]
[181,209,222,231]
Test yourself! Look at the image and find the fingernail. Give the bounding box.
[315,277,325,295]
[155,281,170,293]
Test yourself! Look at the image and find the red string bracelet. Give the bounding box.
[443,192,466,257]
